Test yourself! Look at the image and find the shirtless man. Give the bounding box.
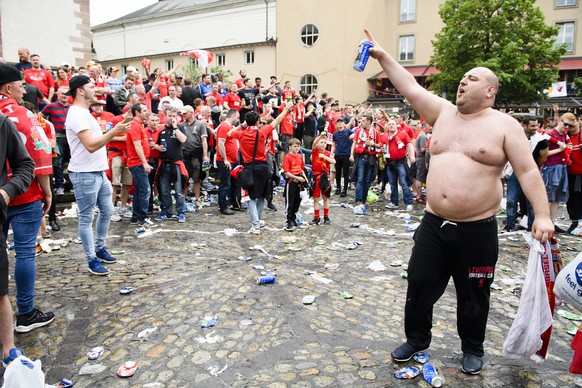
[363,29,553,375]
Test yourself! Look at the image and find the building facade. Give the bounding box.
[0,0,91,68]
[89,0,580,113]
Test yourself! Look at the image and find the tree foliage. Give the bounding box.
[429,0,566,106]
[575,77,582,97]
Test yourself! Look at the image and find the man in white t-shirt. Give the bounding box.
[65,75,130,276]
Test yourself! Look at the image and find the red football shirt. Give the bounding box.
[126,119,150,168]
[216,122,238,163]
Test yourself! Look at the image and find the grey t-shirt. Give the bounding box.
[416,132,428,157]
[180,119,207,154]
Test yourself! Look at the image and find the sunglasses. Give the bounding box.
[564,122,574,128]
[260,121,267,125]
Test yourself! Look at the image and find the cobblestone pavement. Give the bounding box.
[6,188,582,387]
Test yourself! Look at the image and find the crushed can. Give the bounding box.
[353,40,373,72]
[394,365,420,379]
[422,364,443,387]
[135,226,145,233]
[257,275,276,284]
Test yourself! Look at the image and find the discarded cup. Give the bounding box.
[117,360,138,378]
[120,287,134,294]
[79,363,106,375]
[201,316,217,328]
[394,365,420,379]
[345,242,358,250]
[47,378,74,388]
[87,346,104,360]
[302,295,316,304]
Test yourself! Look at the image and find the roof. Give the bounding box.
[93,0,269,29]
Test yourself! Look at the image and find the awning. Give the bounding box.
[368,66,440,80]
[559,58,582,70]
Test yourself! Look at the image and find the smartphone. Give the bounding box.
[123,116,133,124]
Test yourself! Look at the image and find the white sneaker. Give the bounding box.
[248,227,260,235]
[385,203,398,209]
[122,208,133,218]
[259,220,266,228]
[406,205,413,212]
[142,218,157,228]
[110,213,122,222]
[55,187,65,196]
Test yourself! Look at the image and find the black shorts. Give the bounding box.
[0,230,9,296]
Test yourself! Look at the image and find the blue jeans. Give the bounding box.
[3,201,43,315]
[247,198,265,229]
[129,165,151,222]
[355,155,373,203]
[506,173,534,229]
[386,161,413,206]
[217,161,239,211]
[158,162,187,217]
[69,171,114,262]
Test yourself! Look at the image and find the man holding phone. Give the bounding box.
[65,75,130,276]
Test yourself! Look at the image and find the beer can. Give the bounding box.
[422,364,443,387]
[161,139,167,149]
[105,122,113,131]
[353,40,373,72]
[135,226,145,233]
[257,275,276,284]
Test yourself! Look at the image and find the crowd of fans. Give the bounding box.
[0,46,581,372]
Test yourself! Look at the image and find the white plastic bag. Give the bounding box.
[2,356,45,388]
[554,251,582,312]
[503,239,553,359]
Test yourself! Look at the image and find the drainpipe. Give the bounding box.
[264,0,268,41]
[121,23,126,59]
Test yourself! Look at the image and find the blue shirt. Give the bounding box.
[333,129,354,156]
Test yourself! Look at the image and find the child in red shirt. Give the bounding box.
[311,133,336,225]
[282,138,306,231]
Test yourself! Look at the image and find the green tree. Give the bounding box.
[429,0,566,106]
[181,58,233,84]
[575,77,582,97]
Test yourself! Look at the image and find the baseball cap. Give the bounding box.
[61,62,70,67]
[108,66,119,73]
[86,60,97,68]
[126,66,138,73]
[175,74,183,79]
[0,64,22,84]
[91,100,106,105]
[179,105,194,113]
[64,75,91,96]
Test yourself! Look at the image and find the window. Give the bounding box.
[189,57,199,67]
[400,0,416,22]
[122,65,128,74]
[217,54,226,67]
[299,74,318,95]
[300,24,320,46]
[244,50,254,65]
[555,22,575,53]
[165,59,173,71]
[556,0,577,6]
[399,35,415,61]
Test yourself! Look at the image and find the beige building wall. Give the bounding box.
[538,0,581,57]
[276,0,445,105]
[0,0,91,67]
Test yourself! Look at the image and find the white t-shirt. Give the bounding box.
[65,105,109,172]
[160,96,184,110]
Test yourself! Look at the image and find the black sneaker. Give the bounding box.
[267,202,278,212]
[391,343,427,362]
[49,220,60,232]
[568,221,578,234]
[284,221,295,232]
[323,217,331,225]
[554,224,567,234]
[15,308,55,333]
[334,189,341,195]
[340,191,347,198]
[310,218,320,225]
[461,353,483,375]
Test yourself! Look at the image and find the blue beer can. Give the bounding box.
[353,40,373,72]
[422,364,443,387]
[105,122,113,131]
[257,275,276,284]
[161,139,167,149]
